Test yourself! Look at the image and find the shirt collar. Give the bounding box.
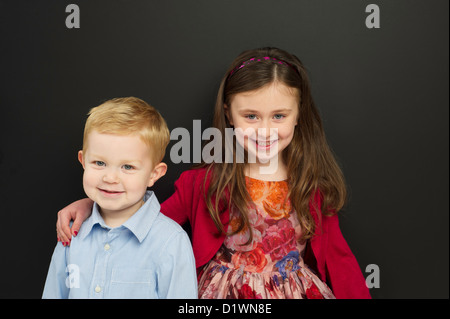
[78,190,161,243]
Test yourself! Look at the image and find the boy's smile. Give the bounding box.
[98,188,125,197]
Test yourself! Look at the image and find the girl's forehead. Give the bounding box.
[230,82,299,108]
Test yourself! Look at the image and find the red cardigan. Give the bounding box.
[161,168,371,299]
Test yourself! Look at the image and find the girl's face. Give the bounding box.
[226,82,299,174]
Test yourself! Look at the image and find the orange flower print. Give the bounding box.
[264,182,291,220]
[262,200,291,220]
[231,246,267,273]
[228,214,242,233]
[246,177,292,220]
[246,178,266,202]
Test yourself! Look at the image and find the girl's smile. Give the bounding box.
[251,138,278,150]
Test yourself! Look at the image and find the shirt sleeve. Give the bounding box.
[156,229,198,299]
[42,243,70,299]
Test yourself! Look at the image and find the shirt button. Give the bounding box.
[104,243,110,251]
[95,285,102,293]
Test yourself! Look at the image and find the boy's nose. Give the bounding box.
[102,170,119,183]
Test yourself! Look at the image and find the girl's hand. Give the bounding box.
[56,198,94,246]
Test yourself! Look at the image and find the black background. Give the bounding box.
[0,0,448,299]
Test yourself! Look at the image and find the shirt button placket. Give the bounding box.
[94,285,102,294]
[96,241,111,297]
[92,230,112,298]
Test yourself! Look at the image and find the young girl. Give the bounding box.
[56,47,371,299]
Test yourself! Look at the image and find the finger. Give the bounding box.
[56,229,67,246]
[57,210,72,244]
[71,216,83,237]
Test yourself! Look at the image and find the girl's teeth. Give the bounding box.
[257,141,274,146]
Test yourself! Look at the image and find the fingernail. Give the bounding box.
[74,231,78,236]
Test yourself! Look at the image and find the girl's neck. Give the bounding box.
[244,159,288,181]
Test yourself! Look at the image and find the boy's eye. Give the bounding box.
[122,164,134,170]
[95,161,106,167]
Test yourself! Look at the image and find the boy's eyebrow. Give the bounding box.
[88,154,142,164]
[87,153,106,160]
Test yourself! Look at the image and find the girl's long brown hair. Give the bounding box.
[201,47,347,242]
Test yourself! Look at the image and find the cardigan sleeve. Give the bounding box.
[324,214,371,299]
[160,168,228,269]
[160,170,192,225]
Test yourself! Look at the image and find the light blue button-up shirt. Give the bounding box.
[42,191,197,299]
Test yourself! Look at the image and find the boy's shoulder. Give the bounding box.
[150,209,186,238]
[137,209,192,260]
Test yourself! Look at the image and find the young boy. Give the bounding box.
[43,97,197,298]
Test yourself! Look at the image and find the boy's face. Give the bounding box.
[78,131,166,221]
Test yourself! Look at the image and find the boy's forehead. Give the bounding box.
[85,131,153,157]
[87,130,142,143]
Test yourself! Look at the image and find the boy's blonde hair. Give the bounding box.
[82,97,170,164]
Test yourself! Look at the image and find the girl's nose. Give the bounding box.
[257,120,271,137]
[256,123,278,140]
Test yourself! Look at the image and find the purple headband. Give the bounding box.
[228,56,297,77]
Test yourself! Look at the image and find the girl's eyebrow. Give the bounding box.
[237,108,259,113]
[238,108,294,113]
[272,108,294,113]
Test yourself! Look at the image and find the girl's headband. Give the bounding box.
[228,56,298,78]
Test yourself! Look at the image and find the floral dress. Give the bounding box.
[198,177,335,299]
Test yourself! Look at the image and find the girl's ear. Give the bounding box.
[224,104,234,126]
[147,162,168,188]
[78,150,85,168]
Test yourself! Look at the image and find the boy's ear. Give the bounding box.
[78,150,85,168]
[147,162,168,188]
[224,104,233,126]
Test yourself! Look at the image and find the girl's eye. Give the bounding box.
[95,161,105,167]
[122,164,134,170]
[245,114,257,120]
[274,114,285,120]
